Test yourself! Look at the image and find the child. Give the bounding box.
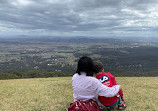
[93,61,127,110]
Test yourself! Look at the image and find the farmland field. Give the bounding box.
[0,37,158,78]
[0,77,157,111]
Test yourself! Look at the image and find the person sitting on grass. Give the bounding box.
[93,61,127,110]
[67,56,122,111]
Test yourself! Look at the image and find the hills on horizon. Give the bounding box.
[0,36,158,79]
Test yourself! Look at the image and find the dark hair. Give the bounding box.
[76,56,94,76]
[93,61,103,73]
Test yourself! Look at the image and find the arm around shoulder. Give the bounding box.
[97,82,121,97]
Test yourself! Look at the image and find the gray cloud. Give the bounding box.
[0,0,158,37]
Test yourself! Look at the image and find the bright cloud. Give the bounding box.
[11,0,33,7]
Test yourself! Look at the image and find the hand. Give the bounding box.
[121,97,126,104]
[119,85,122,91]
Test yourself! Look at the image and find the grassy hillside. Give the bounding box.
[0,77,157,111]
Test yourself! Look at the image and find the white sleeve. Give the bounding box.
[95,80,120,97]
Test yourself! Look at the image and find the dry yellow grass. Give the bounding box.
[0,77,157,111]
[0,77,73,111]
[115,77,158,111]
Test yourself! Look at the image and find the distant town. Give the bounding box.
[0,36,158,79]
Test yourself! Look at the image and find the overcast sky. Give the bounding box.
[0,0,158,38]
